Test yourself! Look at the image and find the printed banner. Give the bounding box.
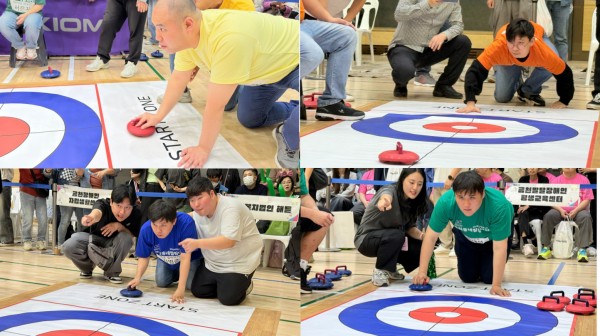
[504,183,580,207]
[56,185,111,209]
[230,194,300,222]
[0,0,130,56]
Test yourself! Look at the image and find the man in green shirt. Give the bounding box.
[414,170,513,297]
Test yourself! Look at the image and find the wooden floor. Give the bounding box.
[0,46,297,168]
[301,57,600,167]
[0,245,299,336]
[301,249,597,336]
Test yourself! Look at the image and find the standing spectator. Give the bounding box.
[0,169,14,246]
[85,0,148,78]
[53,169,83,247]
[546,0,572,61]
[19,169,51,251]
[587,0,600,109]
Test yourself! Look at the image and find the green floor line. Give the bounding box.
[0,277,49,287]
[301,279,370,307]
[252,293,299,302]
[0,259,80,272]
[279,319,300,324]
[436,268,455,278]
[145,60,165,80]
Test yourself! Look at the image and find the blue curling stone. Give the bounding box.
[120,286,143,297]
[324,269,343,281]
[41,67,60,79]
[151,50,164,58]
[307,273,333,290]
[140,53,149,62]
[336,265,352,276]
[409,283,433,291]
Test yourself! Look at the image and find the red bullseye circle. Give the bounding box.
[0,117,29,157]
[39,331,111,336]
[423,122,506,133]
[409,307,488,324]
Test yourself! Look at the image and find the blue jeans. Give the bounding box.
[20,192,47,242]
[147,0,158,44]
[0,11,42,49]
[237,66,299,150]
[300,20,356,106]
[156,257,202,289]
[546,0,571,61]
[494,35,559,102]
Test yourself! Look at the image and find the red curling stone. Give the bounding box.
[566,298,595,315]
[536,296,565,312]
[127,118,155,137]
[378,142,419,164]
[573,288,597,307]
[550,290,571,305]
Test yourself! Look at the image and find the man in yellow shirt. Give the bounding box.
[138,0,299,168]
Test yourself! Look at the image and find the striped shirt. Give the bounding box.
[389,0,464,53]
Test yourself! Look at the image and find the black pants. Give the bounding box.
[190,259,254,306]
[516,208,545,240]
[97,0,147,64]
[387,35,471,87]
[0,181,13,244]
[453,227,510,284]
[358,229,421,274]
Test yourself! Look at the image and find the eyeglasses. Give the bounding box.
[507,40,530,50]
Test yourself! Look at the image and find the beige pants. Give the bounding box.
[489,0,534,37]
[430,169,466,249]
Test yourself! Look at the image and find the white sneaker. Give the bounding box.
[36,240,46,250]
[157,89,192,104]
[345,93,355,102]
[522,243,536,257]
[23,241,33,251]
[372,269,390,287]
[384,270,405,280]
[448,249,456,257]
[120,62,137,78]
[16,47,26,60]
[26,48,37,60]
[86,56,109,72]
[434,245,451,254]
[587,247,597,257]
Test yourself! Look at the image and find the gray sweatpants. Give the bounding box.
[542,209,594,249]
[63,232,133,277]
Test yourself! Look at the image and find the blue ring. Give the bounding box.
[351,113,578,144]
[0,92,102,167]
[0,310,188,335]
[338,295,558,335]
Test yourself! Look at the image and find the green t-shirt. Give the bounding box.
[299,168,308,196]
[7,0,45,15]
[429,187,513,243]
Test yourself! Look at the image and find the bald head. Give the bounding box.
[156,0,198,21]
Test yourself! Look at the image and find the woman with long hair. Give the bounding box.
[354,168,429,287]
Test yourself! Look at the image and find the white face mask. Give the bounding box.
[211,181,219,188]
[243,176,256,187]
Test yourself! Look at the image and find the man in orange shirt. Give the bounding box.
[458,19,574,113]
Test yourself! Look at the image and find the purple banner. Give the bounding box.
[0,0,131,56]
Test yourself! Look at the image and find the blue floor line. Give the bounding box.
[547,262,565,285]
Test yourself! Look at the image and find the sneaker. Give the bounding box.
[384,270,405,280]
[434,245,451,254]
[413,74,436,87]
[120,62,137,78]
[86,56,109,72]
[517,86,545,106]
[537,246,552,260]
[578,249,589,263]
[300,266,312,294]
[80,271,93,279]
[104,275,123,284]
[272,123,298,168]
[0,242,14,247]
[448,249,456,257]
[587,246,597,257]
[15,47,26,60]
[157,89,192,104]
[586,93,600,110]
[522,243,536,257]
[26,48,37,60]
[23,241,33,251]
[393,84,407,98]
[246,280,253,296]
[372,269,390,287]
[36,240,46,250]
[315,101,365,121]
[486,75,496,83]
[345,93,355,102]
[433,85,463,99]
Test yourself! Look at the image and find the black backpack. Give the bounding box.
[282,225,302,279]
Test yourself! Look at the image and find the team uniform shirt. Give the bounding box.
[174,10,299,86]
[358,169,376,202]
[429,188,513,244]
[136,212,202,270]
[6,0,45,15]
[89,199,142,238]
[192,195,262,274]
[551,174,594,213]
[220,0,255,10]
[482,173,503,191]
[299,168,308,196]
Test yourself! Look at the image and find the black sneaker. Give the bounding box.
[315,101,365,121]
[104,275,123,284]
[301,266,312,294]
[587,93,600,110]
[393,84,407,98]
[517,87,545,106]
[433,85,463,99]
[80,271,92,279]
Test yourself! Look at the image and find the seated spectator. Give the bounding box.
[206,169,229,194]
[63,185,142,284]
[278,175,296,197]
[540,168,594,262]
[475,168,503,190]
[317,168,357,211]
[0,0,44,60]
[234,169,268,196]
[514,168,549,256]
